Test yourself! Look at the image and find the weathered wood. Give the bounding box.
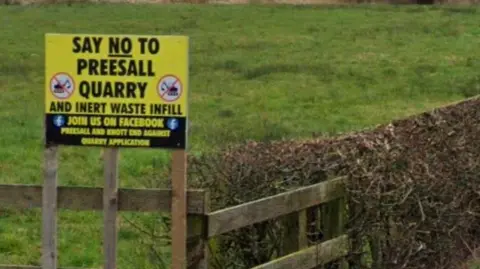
[187,234,204,269]
[335,198,349,269]
[0,185,206,214]
[320,203,332,240]
[42,146,58,269]
[187,215,204,238]
[317,200,337,269]
[320,198,349,269]
[281,209,308,256]
[281,212,299,256]
[187,216,210,269]
[207,177,346,237]
[309,206,324,269]
[187,191,210,269]
[251,235,349,269]
[298,210,308,249]
[171,150,188,269]
[103,148,119,269]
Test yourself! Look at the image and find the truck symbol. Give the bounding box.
[161,82,179,96]
[53,79,71,93]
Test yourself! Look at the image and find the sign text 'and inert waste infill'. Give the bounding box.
[45,34,188,149]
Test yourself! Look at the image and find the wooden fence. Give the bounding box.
[0,176,349,269]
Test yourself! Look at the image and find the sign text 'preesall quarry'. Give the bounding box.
[45,34,189,149]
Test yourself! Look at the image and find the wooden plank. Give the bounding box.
[251,235,349,269]
[187,234,204,269]
[42,146,58,269]
[207,177,346,237]
[281,212,300,256]
[318,198,349,269]
[309,206,324,269]
[171,150,188,269]
[298,210,309,249]
[0,185,206,214]
[103,148,119,269]
[334,198,349,269]
[187,191,210,269]
[281,209,308,256]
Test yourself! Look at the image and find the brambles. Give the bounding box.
[189,96,480,269]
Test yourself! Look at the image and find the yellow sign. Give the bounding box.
[45,34,188,148]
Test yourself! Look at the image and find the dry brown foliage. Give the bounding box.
[189,96,480,269]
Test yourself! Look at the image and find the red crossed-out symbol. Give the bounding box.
[50,73,75,99]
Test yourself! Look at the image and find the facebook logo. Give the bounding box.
[166,118,179,131]
[53,115,66,127]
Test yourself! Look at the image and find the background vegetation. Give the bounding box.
[1,3,480,268]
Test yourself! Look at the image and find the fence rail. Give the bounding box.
[0,176,349,269]
[0,184,207,213]
[207,177,345,237]
[251,235,349,269]
[204,176,349,269]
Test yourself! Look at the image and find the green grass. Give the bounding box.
[1,3,480,268]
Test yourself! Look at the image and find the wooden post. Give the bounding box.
[335,197,349,269]
[298,210,308,250]
[42,145,58,269]
[186,191,210,269]
[309,205,325,269]
[103,148,119,269]
[321,198,349,269]
[171,150,187,269]
[281,209,308,256]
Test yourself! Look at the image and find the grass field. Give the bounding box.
[1,3,480,268]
